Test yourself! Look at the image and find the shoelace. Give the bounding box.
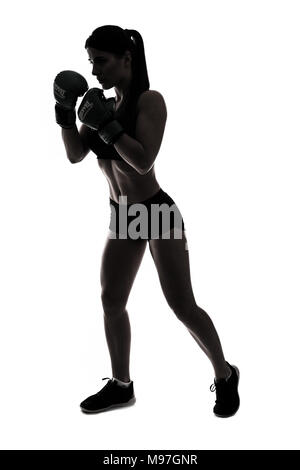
[210,378,229,391]
[209,379,230,405]
[210,368,232,392]
[94,377,113,395]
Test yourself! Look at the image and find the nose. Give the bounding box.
[92,65,102,76]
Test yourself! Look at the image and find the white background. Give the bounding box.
[0,0,299,450]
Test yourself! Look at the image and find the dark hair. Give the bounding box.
[85,25,150,121]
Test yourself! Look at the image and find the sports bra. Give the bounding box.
[84,96,138,160]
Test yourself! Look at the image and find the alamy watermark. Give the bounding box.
[109,195,185,241]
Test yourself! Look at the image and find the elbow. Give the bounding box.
[136,146,152,175]
[139,162,154,175]
[138,156,154,175]
[68,154,83,164]
[138,165,150,175]
[137,166,147,175]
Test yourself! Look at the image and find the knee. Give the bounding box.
[101,290,126,319]
[168,298,197,322]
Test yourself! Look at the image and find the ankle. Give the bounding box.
[113,376,131,384]
[113,377,132,388]
[215,365,232,382]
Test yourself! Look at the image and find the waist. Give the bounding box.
[109,188,174,208]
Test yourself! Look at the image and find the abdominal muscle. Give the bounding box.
[97,157,161,204]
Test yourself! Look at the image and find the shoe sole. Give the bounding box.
[80,396,136,414]
[213,365,240,418]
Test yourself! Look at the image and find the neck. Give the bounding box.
[114,70,132,103]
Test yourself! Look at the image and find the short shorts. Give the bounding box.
[109,188,185,240]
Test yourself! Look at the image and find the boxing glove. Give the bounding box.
[77,88,125,145]
[54,70,88,128]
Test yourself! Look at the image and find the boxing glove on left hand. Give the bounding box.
[77,88,125,145]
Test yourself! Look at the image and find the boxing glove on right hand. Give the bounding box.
[54,70,88,128]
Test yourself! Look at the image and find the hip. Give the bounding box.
[108,188,185,240]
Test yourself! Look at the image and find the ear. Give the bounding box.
[124,50,132,65]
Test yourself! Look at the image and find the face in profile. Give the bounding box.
[87,47,132,90]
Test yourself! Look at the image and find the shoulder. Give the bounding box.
[137,90,167,115]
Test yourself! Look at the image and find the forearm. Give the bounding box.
[61,125,85,163]
[113,133,147,175]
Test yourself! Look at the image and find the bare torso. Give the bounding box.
[97,93,161,204]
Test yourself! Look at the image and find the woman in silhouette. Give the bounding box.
[55,25,240,417]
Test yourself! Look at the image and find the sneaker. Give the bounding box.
[80,377,136,413]
[210,361,240,418]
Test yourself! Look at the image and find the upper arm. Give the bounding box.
[135,90,167,174]
[78,123,91,160]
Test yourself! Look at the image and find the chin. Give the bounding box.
[102,82,113,90]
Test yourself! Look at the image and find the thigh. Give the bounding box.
[100,234,147,306]
[148,229,196,311]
